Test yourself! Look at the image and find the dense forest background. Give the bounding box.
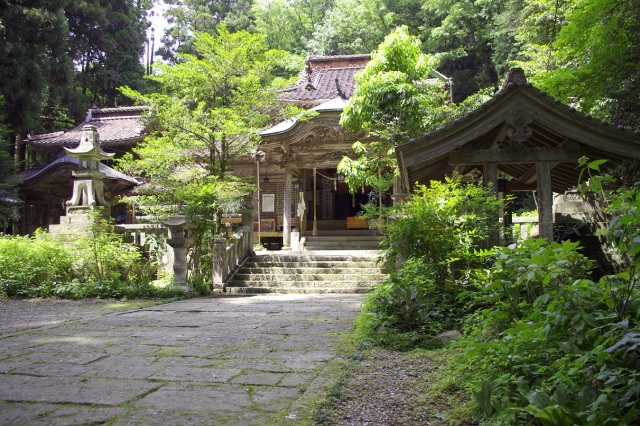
[1,0,639,166]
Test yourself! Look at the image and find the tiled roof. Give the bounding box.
[278,55,370,108]
[27,106,147,152]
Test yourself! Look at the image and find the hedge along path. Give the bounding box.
[0,294,365,425]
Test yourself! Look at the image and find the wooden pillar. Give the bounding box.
[537,161,554,241]
[483,163,498,188]
[484,163,500,247]
[282,168,292,250]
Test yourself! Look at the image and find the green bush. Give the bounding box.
[355,158,640,424]
[0,214,188,300]
[356,176,500,347]
[380,175,501,279]
[0,230,74,297]
[455,238,640,424]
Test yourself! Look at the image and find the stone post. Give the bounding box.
[163,215,192,292]
[291,229,300,251]
[212,237,227,290]
[241,197,255,253]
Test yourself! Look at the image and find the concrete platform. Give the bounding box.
[0,294,365,425]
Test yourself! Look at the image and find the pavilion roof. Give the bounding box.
[396,69,640,193]
[26,106,148,154]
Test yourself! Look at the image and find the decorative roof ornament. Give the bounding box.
[335,78,346,99]
[502,68,528,90]
[506,109,534,144]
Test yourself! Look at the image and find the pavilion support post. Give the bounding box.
[537,161,554,241]
[484,163,500,247]
[282,168,292,250]
[312,167,318,236]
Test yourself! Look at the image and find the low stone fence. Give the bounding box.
[119,221,253,291]
[117,223,167,246]
[511,216,539,240]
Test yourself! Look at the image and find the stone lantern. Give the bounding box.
[64,125,114,211]
[50,125,114,234]
[163,215,192,291]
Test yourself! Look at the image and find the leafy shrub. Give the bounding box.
[0,213,187,300]
[368,259,440,332]
[0,230,74,297]
[457,238,640,424]
[55,275,187,300]
[357,176,501,347]
[380,175,501,279]
[71,213,153,286]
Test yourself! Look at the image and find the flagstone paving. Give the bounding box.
[0,294,365,425]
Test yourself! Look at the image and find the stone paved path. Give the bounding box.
[0,294,365,425]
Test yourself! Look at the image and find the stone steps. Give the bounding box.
[303,235,381,251]
[225,251,387,294]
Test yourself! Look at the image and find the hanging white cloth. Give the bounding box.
[297,192,306,218]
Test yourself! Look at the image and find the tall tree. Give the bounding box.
[533,0,640,127]
[420,0,504,101]
[338,26,491,202]
[157,0,256,63]
[0,97,21,229]
[120,27,299,232]
[306,0,390,55]
[338,26,447,202]
[0,0,72,160]
[65,0,150,111]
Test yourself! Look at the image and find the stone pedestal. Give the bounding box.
[163,216,192,291]
[48,207,107,235]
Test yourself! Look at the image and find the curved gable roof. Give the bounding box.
[397,69,640,192]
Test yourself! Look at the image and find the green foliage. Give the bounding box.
[0,230,74,297]
[72,211,151,285]
[458,239,640,424]
[354,159,640,424]
[530,0,640,127]
[158,0,257,63]
[119,28,297,225]
[380,175,501,276]
[0,218,187,300]
[338,27,492,216]
[369,259,440,332]
[454,162,640,423]
[356,176,501,347]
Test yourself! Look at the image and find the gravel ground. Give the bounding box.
[0,298,162,335]
[326,349,477,426]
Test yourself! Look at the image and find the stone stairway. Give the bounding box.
[303,235,381,250]
[224,251,387,294]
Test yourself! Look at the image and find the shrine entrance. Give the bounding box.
[249,98,386,249]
